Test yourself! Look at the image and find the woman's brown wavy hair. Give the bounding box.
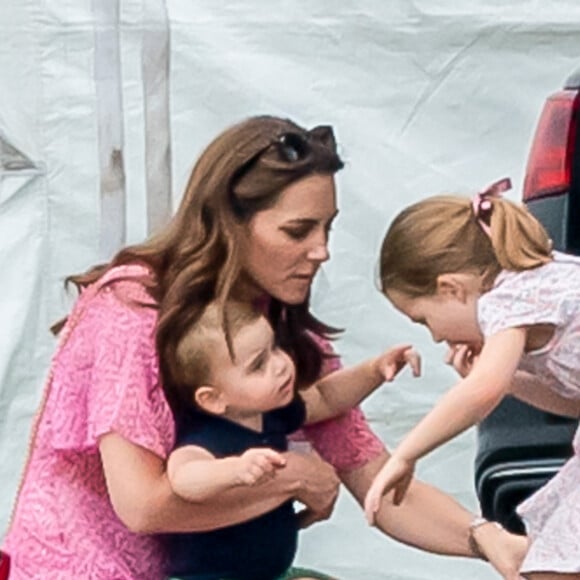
[380,194,553,297]
[56,115,344,413]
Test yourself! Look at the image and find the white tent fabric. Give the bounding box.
[1,1,579,577]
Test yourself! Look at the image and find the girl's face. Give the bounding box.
[237,173,338,305]
[387,278,484,351]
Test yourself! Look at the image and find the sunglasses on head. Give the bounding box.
[274,132,311,162]
[234,125,336,181]
[276,125,337,161]
[228,133,307,196]
[242,131,311,171]
[228,126,338,219]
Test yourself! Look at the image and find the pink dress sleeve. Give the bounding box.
[49,268,175,458]
[300,335,385,472]
[3,266,172,580]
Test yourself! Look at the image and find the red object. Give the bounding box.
[0,550,10,580]
[523,89,580,201]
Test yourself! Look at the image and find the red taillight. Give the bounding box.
[523,90,579,201]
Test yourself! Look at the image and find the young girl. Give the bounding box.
[165,300,420,580]
[364,179,580,579]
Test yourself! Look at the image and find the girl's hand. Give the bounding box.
[471,520,529,580]
[374,344,421,382]
[363,455,415,524]
[444,344,479,378]
[234,448,286,487]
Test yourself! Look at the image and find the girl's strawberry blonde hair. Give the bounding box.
[379,194,553,297]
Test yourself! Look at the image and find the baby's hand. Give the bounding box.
[235,448,286,486]
[444,343,479,378]
[364,454,415,524]
[374,344,421,382]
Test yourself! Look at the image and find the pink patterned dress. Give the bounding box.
[2,265,384,579]
[477,252,580,574]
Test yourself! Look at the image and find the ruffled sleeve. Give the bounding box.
[48,267,175,458]
[300,334,385,472]
[478,269,564,338]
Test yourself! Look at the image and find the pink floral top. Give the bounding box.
[3,265,384,579]
[478,251,580,399]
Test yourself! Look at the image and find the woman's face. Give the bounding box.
[237,173,338,305]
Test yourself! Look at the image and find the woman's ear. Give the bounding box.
[194,386,227,415]
[436,273,468,302]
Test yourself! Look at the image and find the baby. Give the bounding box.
[165,300,419,580]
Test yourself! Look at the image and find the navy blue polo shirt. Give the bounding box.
[165,397,306,580]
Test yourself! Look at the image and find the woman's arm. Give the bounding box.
[341,451,528,578]
[99,432,339,534]
[301,345,420,424]
[344,452,474,553]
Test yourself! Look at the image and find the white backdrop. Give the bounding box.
[1,1,580,578]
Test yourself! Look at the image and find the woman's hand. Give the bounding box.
[288,450,340,529]
[373,344,421,382]
[363,454,415,524]
[471,521,529,580]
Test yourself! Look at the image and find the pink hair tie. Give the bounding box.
[471,177,512,236]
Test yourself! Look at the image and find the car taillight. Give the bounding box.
[523,90,580,201]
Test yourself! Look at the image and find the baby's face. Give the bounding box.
[210,316,296,415]
[386,287,483,351]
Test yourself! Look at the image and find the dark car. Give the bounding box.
[474,67,580,534]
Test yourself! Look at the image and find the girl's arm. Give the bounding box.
[397,328,525,459]
[445,344,580,417]
[300,344,420,424]
[510,369,580,418]
[167,445,286,502]
[99,432,340,534]
[364,328,526,517]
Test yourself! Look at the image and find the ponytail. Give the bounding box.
[486,198,552,270]
[380,193,553,297]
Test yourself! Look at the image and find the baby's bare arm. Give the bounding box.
[168,445,287,502]
[301,345,419,424]
[167,445,242,502]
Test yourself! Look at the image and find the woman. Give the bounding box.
[2,116,526,579]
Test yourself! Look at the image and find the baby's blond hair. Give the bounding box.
[380,195,552,297]
[173,301,261,403]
